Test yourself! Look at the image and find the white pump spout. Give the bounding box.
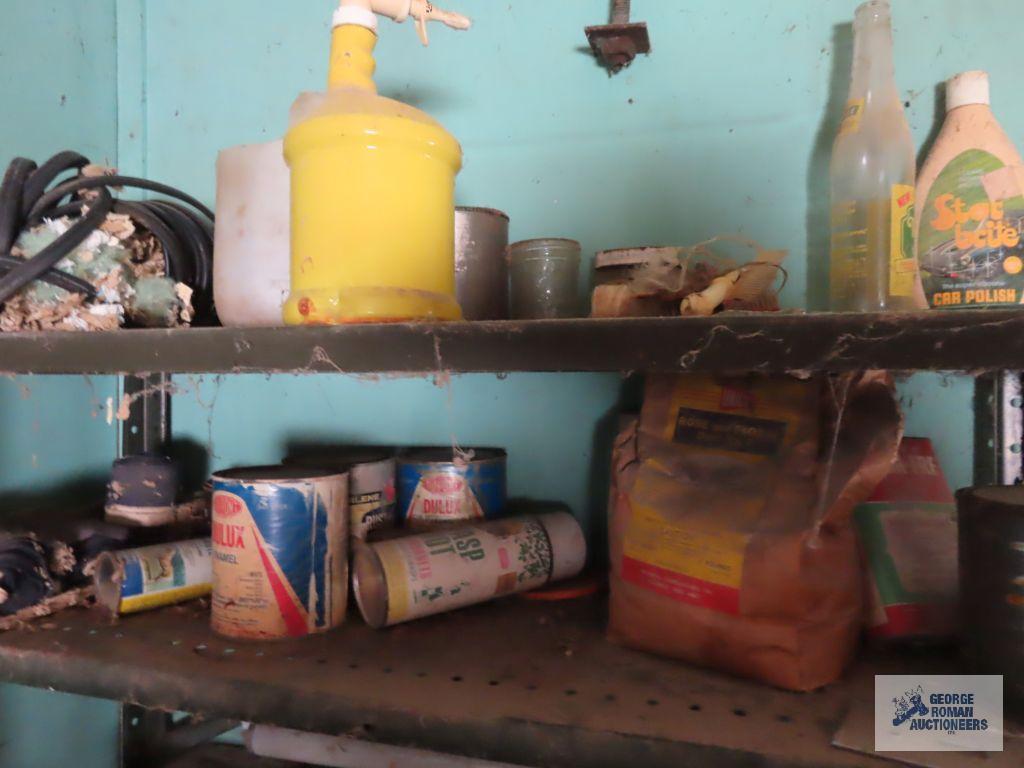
[335,0,471,45]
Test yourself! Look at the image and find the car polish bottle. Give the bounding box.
[916,71,1024,309]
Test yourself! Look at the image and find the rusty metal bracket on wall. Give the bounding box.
[585,0,650,74]
[974,371,1024,486]
[120,703,238,768]
[120,373,171,458]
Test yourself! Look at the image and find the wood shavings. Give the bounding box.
[48,543,76,578]
[176,283,194,325]
[0,587,95,633]
[100,212,135,241]
[127,232,166,278]
[81,164,116,178]
[2,211,189,331]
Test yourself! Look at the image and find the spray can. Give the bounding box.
[397,448,506,529]
[353,512,586,628]
[93,539,212,615]
[211,466,348,639]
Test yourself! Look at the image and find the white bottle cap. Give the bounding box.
[947,70,990,110]
[333,5,379,31]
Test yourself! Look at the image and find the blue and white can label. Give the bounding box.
[397,449,507,529]
[211,467,348,639]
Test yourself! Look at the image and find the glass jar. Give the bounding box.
[508,238,581,319]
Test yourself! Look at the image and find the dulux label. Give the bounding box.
[398,458,505,528]
[211,475,347,639]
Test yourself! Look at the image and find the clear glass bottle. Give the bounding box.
[830,0,920,312]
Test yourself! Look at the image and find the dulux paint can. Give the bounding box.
[397,448,507,530]
[353,512,587,628]
[93,538,212,615]
[211,466,348,640]
[285,448,396,542]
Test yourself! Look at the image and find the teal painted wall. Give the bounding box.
[0,3,120,767]
[146,0,992,498]
[3,1,1019,765]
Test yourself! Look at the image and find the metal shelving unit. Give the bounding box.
[2,312,1022,766]
[0,595,966,768]
[1,310,1023,374]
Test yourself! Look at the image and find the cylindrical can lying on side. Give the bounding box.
[958,485,1024,708]
[353,512,586,628]
[211,466,348,640]
[93,539,212,615]
[397,448,506,530]
[285,448,396,542]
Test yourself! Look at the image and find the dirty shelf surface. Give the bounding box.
[0,310,1022,374]
[0,595,952,768]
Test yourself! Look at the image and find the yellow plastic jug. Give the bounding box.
[283,1,470,324]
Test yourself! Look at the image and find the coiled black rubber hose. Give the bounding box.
[0,536,57,616]
[0,152,215,322]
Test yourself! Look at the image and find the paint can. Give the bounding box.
[105,454,180,527]
[211,466,348,640]
[93,539,212,615]
[284,448,396,542]
[958,485,1024,708]
[353,511,586,628]
[454,206,509,320]
[397,448,507,529]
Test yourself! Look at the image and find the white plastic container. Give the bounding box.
[213,140,290,326]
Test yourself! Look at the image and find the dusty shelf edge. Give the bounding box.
[0,598,898,768]
[0,310,1022,375]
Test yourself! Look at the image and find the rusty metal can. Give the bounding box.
[211,466,348,640]
[397,448,506,530]
[455,206,509,320]
[958,485,1024,708]
[353,512,586,628]
[93,539,212,615]
[285,448,396,542]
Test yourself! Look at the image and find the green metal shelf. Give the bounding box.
[0,595,995,768]
[0,310,1021,375]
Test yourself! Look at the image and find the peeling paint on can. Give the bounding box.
[285,448,396,542]
[397,448,507,530]
[211,466,348,640]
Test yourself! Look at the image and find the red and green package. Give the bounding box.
[854,438,958,641]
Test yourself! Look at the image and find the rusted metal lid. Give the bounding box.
[212,465,347,482]
[399,447,507,464]
[594,246,682,270]
[284,447,395,471]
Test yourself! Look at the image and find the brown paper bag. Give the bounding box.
[608,372,901,691]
